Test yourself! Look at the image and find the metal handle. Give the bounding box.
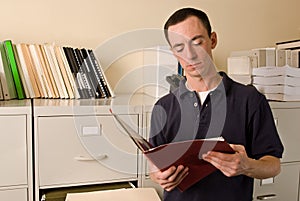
[257,194,277,200]
[74,154,107,161]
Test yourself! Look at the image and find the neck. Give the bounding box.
[186,73,222,92]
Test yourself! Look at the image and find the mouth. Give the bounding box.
[186,62,202,69]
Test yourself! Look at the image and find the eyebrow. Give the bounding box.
[191,35,204,41]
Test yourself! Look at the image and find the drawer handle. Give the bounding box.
[257,194,277,200]
[96,154,108,160]
[74,154,107,161]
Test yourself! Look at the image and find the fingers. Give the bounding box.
[163,166,189,191]
[202,144,249,177]
[203,152,239,177]
[150,165,189,191]
[229,144,246,153]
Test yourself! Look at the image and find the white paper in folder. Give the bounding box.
[65,188,161,201]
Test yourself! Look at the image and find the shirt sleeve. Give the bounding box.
[149,102,168,147]
[250,95,284,159]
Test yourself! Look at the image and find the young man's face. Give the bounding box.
[168,16,217,78]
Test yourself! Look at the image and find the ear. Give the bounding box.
[210,32,217,49]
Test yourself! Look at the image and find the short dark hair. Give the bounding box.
[164,7,212,44]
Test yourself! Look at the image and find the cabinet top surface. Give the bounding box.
[269,101,300,109]
[0,99,31,114]
[2,96,300,116]
[33,93,157,116]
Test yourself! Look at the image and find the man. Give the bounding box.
[149,7,284,201]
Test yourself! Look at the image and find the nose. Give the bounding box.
[185,43,197,60]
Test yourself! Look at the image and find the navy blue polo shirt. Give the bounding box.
[149,72,284,201]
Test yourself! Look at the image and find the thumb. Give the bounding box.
[229,144,246,153]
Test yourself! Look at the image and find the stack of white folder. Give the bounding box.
[252,66,300,101]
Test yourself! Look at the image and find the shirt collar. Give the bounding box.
[178,71,233,98]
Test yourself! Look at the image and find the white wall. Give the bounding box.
[1,0,299,91]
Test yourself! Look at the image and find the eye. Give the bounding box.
[192,38,203,46]
[172,44,184,53]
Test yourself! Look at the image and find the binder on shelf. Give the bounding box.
[12,44,30,98]
[20,43,42,98]
[59,46,80,99]
[110,109,235,192]
[285,50,292,66]
[0,42,17,100]
[3,40,25,99]
[49,44,70,98]
[230,48,276,67]
[15,44,36,98]
[79,48,104,98]
[54,45,75,99]
[43,44,68,98]
[39,44,59,98]
[275,49,286,67]
[35,44,58,98]
[276,39,300,50]
[73,48,94,98]
[0,77,3,100]
[28,44,49,98]
[88,49,113,98]
[81,48,107,98]
[291,49,300,68]
[63,47,88,99]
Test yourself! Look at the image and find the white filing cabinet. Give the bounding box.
[253,162,300,200]
[33,99,141,201]
[0,100,32,201]
[253,102,300,201]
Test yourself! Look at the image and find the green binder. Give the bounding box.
[3,40,25,99]
[0,42,17,99]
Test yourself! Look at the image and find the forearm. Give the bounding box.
[203,145,282,179]
[244,155,281,179]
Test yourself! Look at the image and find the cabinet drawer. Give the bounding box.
[253,163,300,201]
[272,108,300,162]
[37,115,138,187]
[0,116,27,187]
[0,188,27,201]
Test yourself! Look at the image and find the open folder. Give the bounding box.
[109,109,235,192]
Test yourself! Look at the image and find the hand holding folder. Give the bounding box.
[110,109,235,191]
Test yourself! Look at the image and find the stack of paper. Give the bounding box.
[252,66,300,101]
